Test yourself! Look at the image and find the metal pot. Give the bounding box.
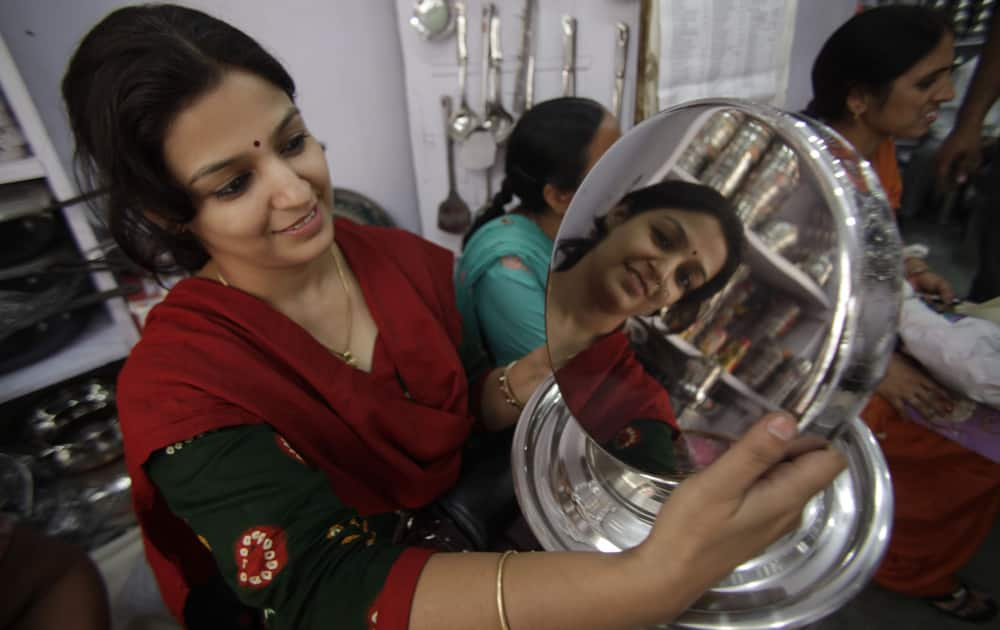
[27,379,123,476]
[34,416,123,476]
[28,379,115,443]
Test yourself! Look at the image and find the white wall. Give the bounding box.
[0,0,858,237]
[0,0,422,233]
[783,0,856,112]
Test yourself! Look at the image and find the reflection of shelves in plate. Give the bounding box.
[647,107,730,185]
[744,230,830,311]
[0,309,131,405]
[667,334,701,357]
[666,167,700,184]
[0,157,45,185]
[666,334,781,412]
[667,335,780,411]
[719,372,780,413]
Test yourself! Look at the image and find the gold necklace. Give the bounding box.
[215,250,357,367]
[330,250,357,367]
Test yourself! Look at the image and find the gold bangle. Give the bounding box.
[498,361,524,410]
[496,550,516,630]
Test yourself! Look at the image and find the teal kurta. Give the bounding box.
[455,214,553,379]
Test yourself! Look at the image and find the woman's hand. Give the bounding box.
[935,122,983,187]
[479,344,552,432]
[630,414,846,603]
[876,352,955,419]
[904,258,956,305]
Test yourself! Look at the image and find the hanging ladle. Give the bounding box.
[484,6,515,145]
[456,4,498,170]
[448,1,479,141]
[438,95,472,234]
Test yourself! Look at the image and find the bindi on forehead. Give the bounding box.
[253,139,260,148]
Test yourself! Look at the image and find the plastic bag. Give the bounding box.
[956,296,1000,327]
[898,284,1000,408]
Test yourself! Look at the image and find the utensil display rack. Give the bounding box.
[0,32,138,405]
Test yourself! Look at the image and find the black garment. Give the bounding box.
[968,149,1000,302]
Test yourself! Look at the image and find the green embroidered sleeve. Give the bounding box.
[146,424,407,630]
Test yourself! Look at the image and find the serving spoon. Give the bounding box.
[457,4,498,170]
[484,7,515,145]
[448,2,479,141]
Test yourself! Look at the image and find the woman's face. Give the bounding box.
[163,70,335,272]
[861,33,955,139]
[585,207,728,318]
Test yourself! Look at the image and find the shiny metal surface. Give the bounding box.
[611,23,630,120]
[35,416,123,475]
[29,379,114,442]
[675,111,746,176]
[733,142,799,227]
[700,119,774,197]
[447,2,480,142]
[436,97,472,234]
[511,0,535,116]
[485,8,514,145]
[512,378,893,629]
[561,16,578,97]
[524,99,902,627]
[409,0,455,41]
[548,99,903,445]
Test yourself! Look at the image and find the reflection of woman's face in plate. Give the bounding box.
[585,207,728,319]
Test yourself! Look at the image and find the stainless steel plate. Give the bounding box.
[513,378,892,630]
[520,99,902,628]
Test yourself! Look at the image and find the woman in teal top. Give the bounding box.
[456,98,621,377]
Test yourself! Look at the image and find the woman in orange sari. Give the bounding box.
[809,6,1000,622]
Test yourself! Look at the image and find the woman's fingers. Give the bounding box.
[907,374,955,418]
[749,446,847,512]
[708,415,846,521]
[701,414,801,497]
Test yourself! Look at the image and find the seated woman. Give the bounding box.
[0,517,109,630]
[808,5,1000,622]
[62,5,845,630]
[456,97,619,378]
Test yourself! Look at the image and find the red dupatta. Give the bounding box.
[117,220,473,620]
[557,331,676,444]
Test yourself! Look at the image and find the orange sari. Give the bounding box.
[863,139,1000,597]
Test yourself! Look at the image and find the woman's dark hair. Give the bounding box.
[555,180,744,332]
[807,5,951,122]
[62,4,296,275]
[462,97,607,248]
